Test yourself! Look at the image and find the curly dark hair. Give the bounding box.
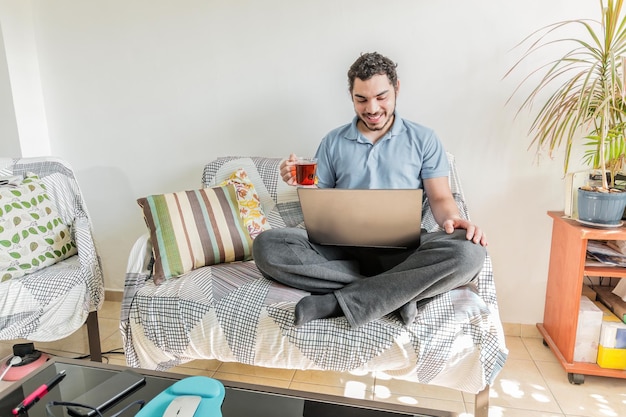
[347,52,398,92]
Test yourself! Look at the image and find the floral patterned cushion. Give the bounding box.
[220,168,271,239]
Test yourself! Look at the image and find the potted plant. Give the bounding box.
[507,0,626,225]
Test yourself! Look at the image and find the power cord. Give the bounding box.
[32,347,126,364]
[45,399,145,417]
[73,348,126,361]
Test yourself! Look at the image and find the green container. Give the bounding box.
[578,188,626,225]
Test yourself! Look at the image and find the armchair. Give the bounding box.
[0,156,104,361]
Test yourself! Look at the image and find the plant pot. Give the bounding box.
[577,188,626,225]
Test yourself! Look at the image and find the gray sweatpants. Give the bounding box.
[252,227,486,327]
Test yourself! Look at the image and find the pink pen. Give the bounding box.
[12,370,66,415]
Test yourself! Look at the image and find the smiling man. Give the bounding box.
[252,52,488,328]
[351,62,398,139]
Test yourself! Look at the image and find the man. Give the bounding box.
[253,52,487,328]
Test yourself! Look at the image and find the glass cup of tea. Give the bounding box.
[295,158,317,186]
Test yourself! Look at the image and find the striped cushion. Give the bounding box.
[138,184,253,284]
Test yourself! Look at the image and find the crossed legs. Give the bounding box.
[252,227,486,328]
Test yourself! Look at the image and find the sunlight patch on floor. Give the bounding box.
[397,395,418,405]
[374,384,391,399]
[343,380,368,399]
[499,378,524,399]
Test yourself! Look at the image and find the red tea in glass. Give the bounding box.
[295,159,317,185]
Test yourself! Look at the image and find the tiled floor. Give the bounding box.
[1,301,626,416]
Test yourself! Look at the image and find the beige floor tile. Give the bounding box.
[292,368,374,389]
[524,337,559,363]
[100,324,124,349]
[486,407,566,417]
[288,369,377,405]
[213,371,291,388]
[100,316,123,340]
[522,324,543,339]
[288,380,373,400]
[372,389,466,416]
[98,300,122,320]
[536,361,626,417]
[0,343,13,359]
[487,358,562,413]
[38,348,82,359]
[502,322,521,337]
[374,372,463,402]
[505,336,532,361]
[176,359,222,373]
[167,366,215,377]
[105,355,128,367]
[217,362,295,381]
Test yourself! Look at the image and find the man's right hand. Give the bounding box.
[280,153,299,185]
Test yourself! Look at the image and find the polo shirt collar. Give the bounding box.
[346,112,405,143]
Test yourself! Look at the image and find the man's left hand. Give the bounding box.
[442,218,488,246]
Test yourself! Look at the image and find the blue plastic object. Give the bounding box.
[578,188,626,225]
[135,376,225,417]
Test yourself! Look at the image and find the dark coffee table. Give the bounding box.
[0,358,454,417]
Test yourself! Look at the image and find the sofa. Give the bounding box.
[0,157,104,361]
[121,155,508,416]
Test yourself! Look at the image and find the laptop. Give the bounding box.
[297,188,423,249]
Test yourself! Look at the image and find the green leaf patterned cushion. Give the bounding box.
[0,173,77,282]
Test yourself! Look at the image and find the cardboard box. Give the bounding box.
[595,286,626,323]
[593,300,622,323]
[574,296,603,362]
[599,321,626,349]
[582,284,597,301]
[565,170,590,218]
[597,345,626,369]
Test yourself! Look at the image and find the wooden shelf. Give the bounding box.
[538,324,626,379]
[540,211,626,382]
[584,265,626,278]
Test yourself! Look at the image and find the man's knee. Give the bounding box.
[252,232,269,273]
[252,228,308,269]
[423,230,486,272]
[456,237,487,273]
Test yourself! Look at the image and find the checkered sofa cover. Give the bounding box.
[121,155,507,394]
[0,157,104,342]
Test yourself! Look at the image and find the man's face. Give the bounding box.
[352,74,398,132]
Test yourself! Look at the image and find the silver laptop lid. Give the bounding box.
[297,188,423,249]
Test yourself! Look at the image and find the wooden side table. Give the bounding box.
[539,211,626,384]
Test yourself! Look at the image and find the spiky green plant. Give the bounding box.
[582,121,626,178]
[506,0,626,189]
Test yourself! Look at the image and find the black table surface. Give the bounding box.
[0,357,449,417]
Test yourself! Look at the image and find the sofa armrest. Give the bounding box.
[127,233,153,276]
[121,233,153,324]
[73,216,105,312]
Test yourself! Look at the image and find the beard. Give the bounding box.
[357,100,396,132]
[358,112,394,132]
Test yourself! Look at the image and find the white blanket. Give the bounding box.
[120,156,508,394]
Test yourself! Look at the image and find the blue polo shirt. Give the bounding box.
[314,114,449,189]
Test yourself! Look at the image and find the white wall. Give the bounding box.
[0,0,49,156]
[0,0,601,324]
[0,21,20,156]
